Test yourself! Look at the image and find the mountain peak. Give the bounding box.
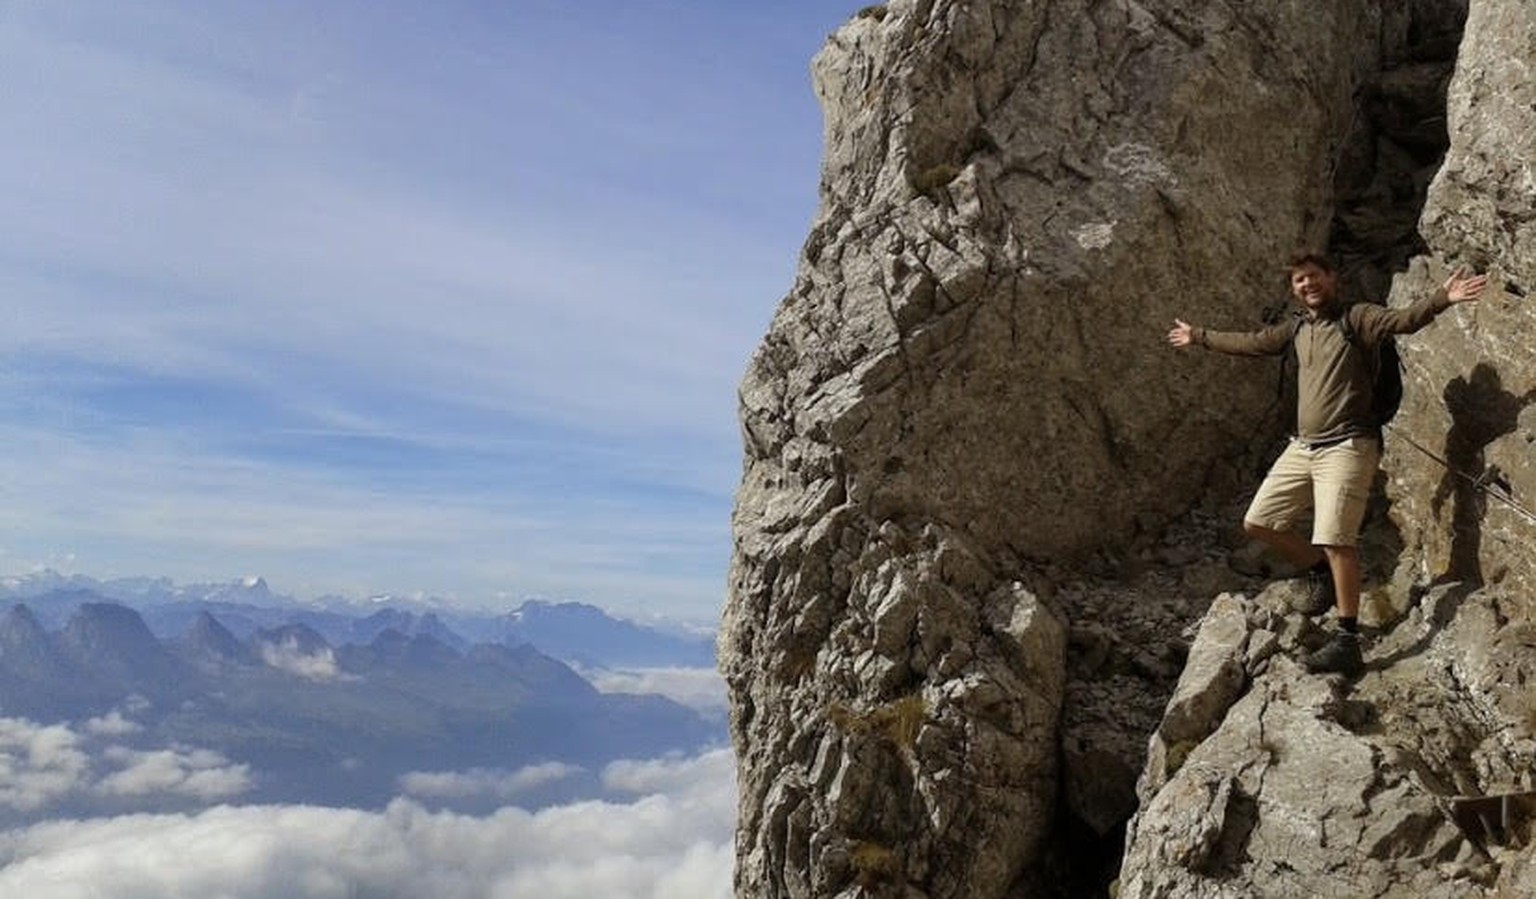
[498,600,713,668]
[183,611,251,665]
[0,603,68,680]
[64,601,157,642]
[364,628,460,668]
[56,602,188,692]
[1,602,45,640]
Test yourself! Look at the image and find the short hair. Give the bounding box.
[1286,250,1335,274]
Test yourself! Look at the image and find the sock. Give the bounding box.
[1338,617,1359,635]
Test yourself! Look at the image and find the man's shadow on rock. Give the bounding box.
[1371,365,1534,669]
[1429,363,1536,586]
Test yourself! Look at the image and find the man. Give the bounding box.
[1168,253,1487,675]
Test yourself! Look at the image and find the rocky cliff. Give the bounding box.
[722,1,1535,897]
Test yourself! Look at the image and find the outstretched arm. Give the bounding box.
[1168,318,1292,356]
[1355,266,1490,340]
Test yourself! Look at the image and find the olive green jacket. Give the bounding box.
[1193,290,1452,442]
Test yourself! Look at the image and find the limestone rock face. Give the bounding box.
[1120,581,1536,899]
[1122,2,1536,896]
[725,0,1536,896]
[1383,0,1536,608]
[722,1,1391,897]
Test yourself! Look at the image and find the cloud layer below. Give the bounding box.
[0,748,735,899]
[0,715,251,815]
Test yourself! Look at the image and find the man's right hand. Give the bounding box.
[1168,319,1196,348]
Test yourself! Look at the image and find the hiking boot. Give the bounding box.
[1304,632,1363,677]
[1296,568,1336,616]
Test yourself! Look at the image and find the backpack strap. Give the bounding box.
[1337,306,1381,376]
[1338,304,1404,438]
[1276,314,1306,407]
[1337,306,1362,350]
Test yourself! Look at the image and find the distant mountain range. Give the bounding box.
[0,571,716,669]
[0,595,720,817]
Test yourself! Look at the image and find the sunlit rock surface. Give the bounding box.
[723,0,1536,896]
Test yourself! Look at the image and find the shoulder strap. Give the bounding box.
[1277,314,1305,406]
[1338,306,1361,347]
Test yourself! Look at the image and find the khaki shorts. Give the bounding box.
[1243,436,1380,547]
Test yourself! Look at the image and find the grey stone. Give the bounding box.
[724,0,1536,897]
[1156,594,1249,753]
[1385,0,1536,606]
[1122,659,1482,899]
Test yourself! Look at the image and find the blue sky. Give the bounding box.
[0,1,855,621]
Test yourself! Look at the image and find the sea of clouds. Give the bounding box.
[0,714,251,814]
[1,713,735,899]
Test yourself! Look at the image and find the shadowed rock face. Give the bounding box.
[727,0,1536,896]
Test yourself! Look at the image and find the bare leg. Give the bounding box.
[1322,545,1361,619]
[1243,521,1326,571]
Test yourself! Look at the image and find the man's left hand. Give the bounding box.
[1444,267,1489,304]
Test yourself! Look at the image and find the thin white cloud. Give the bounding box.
[0,3,777,440]
[257,637,345,682]
[398,762,583,801]
[582,667,728,715]
[0,748,737,899]
[601,748,734,798]
[94,747,251,802]
[0,423,727,615]
[0,0,839,621]
[0,720,91,813]
[82,712,141,738]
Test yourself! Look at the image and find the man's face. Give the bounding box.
[1290,263,1336,312]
